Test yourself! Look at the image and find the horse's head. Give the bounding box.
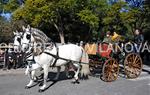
[13,30,23,53]
[21,25,34,52]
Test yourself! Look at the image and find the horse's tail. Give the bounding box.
[80,47,90,78]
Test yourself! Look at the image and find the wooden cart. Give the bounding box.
[84,42,143,82]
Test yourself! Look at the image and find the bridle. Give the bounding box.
[22,28,60,70]
[21,31,36,73]
[22,32,33,47]
[14,35,22,52]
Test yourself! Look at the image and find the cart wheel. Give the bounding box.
[102,58,119,82]
[124,53,143,79]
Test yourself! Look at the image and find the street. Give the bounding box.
[0,65,149,95]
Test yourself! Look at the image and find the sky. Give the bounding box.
[0,12,11,20]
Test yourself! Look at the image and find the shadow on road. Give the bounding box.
[142,69,150,74]
[142,60,150,74]
[27,71,74,92]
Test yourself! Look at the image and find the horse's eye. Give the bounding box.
[26,34,31,39]
[17,38,21,43]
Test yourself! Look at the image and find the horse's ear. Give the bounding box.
[22,26,26,31]
[20,32,23,35]
[27,25,31,30]
[13,31,16,35]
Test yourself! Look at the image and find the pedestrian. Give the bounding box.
[134,29,144,45]
[134,28,145,60]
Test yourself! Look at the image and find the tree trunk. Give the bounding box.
[59,31,65,44]
[54,23,65,44]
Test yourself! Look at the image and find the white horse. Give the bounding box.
[13,29,70,89]
[13,31,22,53]
[21,25,90,92]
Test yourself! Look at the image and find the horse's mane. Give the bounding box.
[30,28,51,55]
[31,28,50,43]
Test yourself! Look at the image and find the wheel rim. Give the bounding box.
[102,58,119,82]
[124,53,143,79]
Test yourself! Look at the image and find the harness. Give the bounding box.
[51,44,59,67]
[22,32,36,67]
[23,32,87,71]
[43,46,85,65]
[14,35,22,50]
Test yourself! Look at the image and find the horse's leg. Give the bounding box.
[25,70,35,89]
[72,64,80,84]
[39,65,49,92]
[65,65,70,78]
[54,66,61,81]
[25,63,40,89]
[65,63,72,78]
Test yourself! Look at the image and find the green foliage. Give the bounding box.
[102,1,126,29]
[0,21,13,42]
[77,9,99,29]
[13,0,50,27]
[1,0,150,42]
[4,0,20,12]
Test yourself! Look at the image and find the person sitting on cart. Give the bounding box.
[111,31,123,42]
[103,31,112,43]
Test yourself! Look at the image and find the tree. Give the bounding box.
[12,0,79,43]
[102,1,127,33]
[3,0,150,43]
[121,0,150,34]
[4,0,20,12]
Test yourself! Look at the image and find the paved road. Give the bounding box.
[0,65,149,95]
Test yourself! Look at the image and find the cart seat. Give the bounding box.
[84,43,97,55]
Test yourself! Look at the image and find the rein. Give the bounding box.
[43,46,87,65]
[23,29,87,70]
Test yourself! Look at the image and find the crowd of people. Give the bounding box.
[0,48,25,70]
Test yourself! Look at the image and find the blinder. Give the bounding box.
[17,37,21,43]
[26,34,31,40]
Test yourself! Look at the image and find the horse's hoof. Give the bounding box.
[76,81,80,84]
[25,86,30,89]
[38,89,44,93]
[71,80,80,84]
[75,80,80,84]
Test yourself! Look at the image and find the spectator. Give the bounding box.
[134,29,144,45]
[134,29,145,60]
[134,29,144,52]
